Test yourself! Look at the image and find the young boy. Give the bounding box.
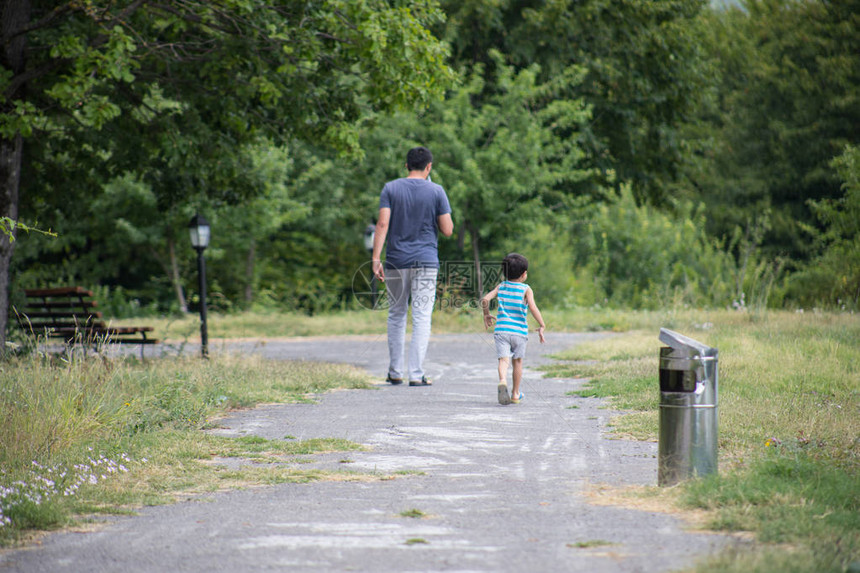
[481,253,546,405]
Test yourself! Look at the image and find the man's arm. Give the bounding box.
[437,213,453,237]
[373,207,390,281]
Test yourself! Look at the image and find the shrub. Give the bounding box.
[569,186,736,308]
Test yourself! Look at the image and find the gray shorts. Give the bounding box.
[494,333,528,360]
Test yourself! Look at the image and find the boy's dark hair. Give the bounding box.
[406,146,433,171]
[502,253,529,280]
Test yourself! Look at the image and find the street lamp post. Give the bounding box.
[188,213,211,358]
[363,222,377,308]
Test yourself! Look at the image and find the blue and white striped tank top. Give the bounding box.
[494,281,529,337]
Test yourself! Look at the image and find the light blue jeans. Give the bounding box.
[385,267,438,381]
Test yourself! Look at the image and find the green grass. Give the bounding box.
[542,329,662,440]
[567,539,616,549]
[0,351,378,546]
[398,508,428,518]
[113,306,743,342]
[114,309,391,340]
[543,310,859,573]
[679,457,859,572]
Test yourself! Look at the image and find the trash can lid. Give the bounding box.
[659,328,717,357]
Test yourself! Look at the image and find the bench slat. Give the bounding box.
[19,310,103,319]
[25,321,109,330]
[25,287,94,297]
[22,300,98,309]
[33,327,158,343]
[36,332,160,344]
[31,325,152,334]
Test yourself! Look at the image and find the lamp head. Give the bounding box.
[188,213,211,250]
[363,223,375,251]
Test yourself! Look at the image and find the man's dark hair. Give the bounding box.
[406,146,433,171]
[502,253,529,280]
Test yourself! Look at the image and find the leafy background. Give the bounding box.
[3,0,858,326]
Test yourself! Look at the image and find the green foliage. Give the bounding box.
[12,167,186,312]
[679,0,860,264]
[498,222,580,309]
[787,145,860,309]
[0,218,55,243]
[8,1,454,151]
[6,0,455,322]
[7,0,858,316]
[360,52,593,295]
[568,186,735,308]
[199,141,312,309]
[432,53,591,242]
[240,140,384,314]
[440,0,712,202]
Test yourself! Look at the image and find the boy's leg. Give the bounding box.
[511,358,524,400]
[497,356,510,384]
[494,334,513,405]
[497,357,511,405]
[509,335,528,402]
[385,268,410,381]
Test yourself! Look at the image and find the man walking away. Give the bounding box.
[372,146,453,386]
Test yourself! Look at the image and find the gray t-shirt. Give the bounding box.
[379,177,451,269]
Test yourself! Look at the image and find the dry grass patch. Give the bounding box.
[582,483,726,534]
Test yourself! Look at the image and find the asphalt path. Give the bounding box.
[0,332,734,572]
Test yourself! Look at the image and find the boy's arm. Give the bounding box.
[480,286,499,330]
[524,287,546,343]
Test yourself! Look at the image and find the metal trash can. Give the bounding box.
[657,328,718,486]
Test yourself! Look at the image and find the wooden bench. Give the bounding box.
[15,287,159,354]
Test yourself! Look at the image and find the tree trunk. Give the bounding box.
[167,233,188,313]
[467,221,483,298]
[0,136,22,351]
[1,0,30,352]
[244,239,256,305]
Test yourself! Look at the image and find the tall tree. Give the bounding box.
[0,0,29,350]
[438,0,710,203]
[679,0,860,262]
[788,145,860,308]
[1,0,454,346]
